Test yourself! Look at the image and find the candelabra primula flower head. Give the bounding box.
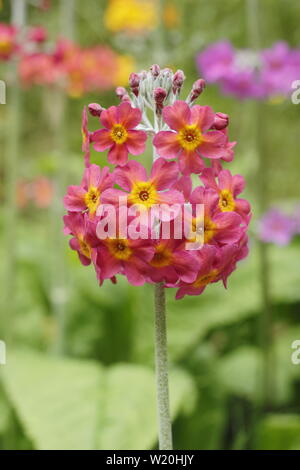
[63,64,251,299]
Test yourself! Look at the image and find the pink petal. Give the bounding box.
[178,151,205,175]
[126,130,147,155]
[100,106,118,129]
[115,160,147,191]
[153,131,181,159]
[198,131,227,159]
[172,175,192,201]
[176,284,206,299]
[97,246,121,279]
[117,102,142,129]
[235,198,251,218]
[150,158,179,190]
[173,251,200,283]
[218,169,233,191]
[101,188,127,206]
[162,100,191,131]
[190,105,215,132]
[200,168,219,192]
[82,164,101,188]
[92,129,112,152]
[231,174,245,196]
[214,212,242,243]
[158,189,184,206]
[108,143,129,166]
[64,186,86,212]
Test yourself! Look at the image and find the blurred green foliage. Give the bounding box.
[0,0,300,450]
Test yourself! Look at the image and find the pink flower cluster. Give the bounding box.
[197,41,300,100]
[0,22,131,97]
[63,66,251,299]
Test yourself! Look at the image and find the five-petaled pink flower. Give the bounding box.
[94,212,155,286]
[175,244,242,299]
[64,164,115,217]
[153,100,228,175]
[91,102,147,166]
[63,212,99,266]
[200,168,251,223]
[101,158,184,221]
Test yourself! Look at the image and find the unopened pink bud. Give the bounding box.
[88,103,104,117]
[121,94,131,103]
[190,78,206,102]
[172,69,185,94]
[213,112,229,130]
[150,64,160,77]
[129,72,140,97]
[154,87,167,115]
[129,73,140,88]
[115,86,127,99]
[154,87,167,104]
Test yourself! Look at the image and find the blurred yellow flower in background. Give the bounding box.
[163,2,180,29]
[104,0,158,34]
[114,54,135,86]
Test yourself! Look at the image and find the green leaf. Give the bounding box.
[1,349,104,450]
[255,414,300,450]
[1,349,196,450]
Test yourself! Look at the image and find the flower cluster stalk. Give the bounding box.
[154,283,173,450]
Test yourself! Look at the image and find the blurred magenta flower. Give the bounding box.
[197,40,300,100]
[258,208,295,245]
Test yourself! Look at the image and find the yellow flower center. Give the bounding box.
[188,217,217,244]
[219,189,235,212]
[84,186,100,215]
[150,244,173,268]
[178,124,203,151]
[193,269,218,288]
[128,181,158,209]
[204,216,217,244]
[78,237,91,259]
[110,123,128,144]
[107,238,132,260]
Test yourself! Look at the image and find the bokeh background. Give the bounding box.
[0,0,300,450]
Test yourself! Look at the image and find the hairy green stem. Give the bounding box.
[154,283,173,450]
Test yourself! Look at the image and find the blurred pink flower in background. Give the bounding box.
[0,23,18,60]
[258,208,295,245]
[197,40,300,100]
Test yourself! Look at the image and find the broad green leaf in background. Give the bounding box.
[217,328,300,405]
[1,349,196,450]
[255,414,300,450]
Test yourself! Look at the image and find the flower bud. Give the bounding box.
[115,86,127,99]
[154,87,167,115]
[172,69,185,94]
[212,112,229,130]
[150,64,160,77]
[129,72,140,97]
[189,78,206,102]
[88,103,104,117]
